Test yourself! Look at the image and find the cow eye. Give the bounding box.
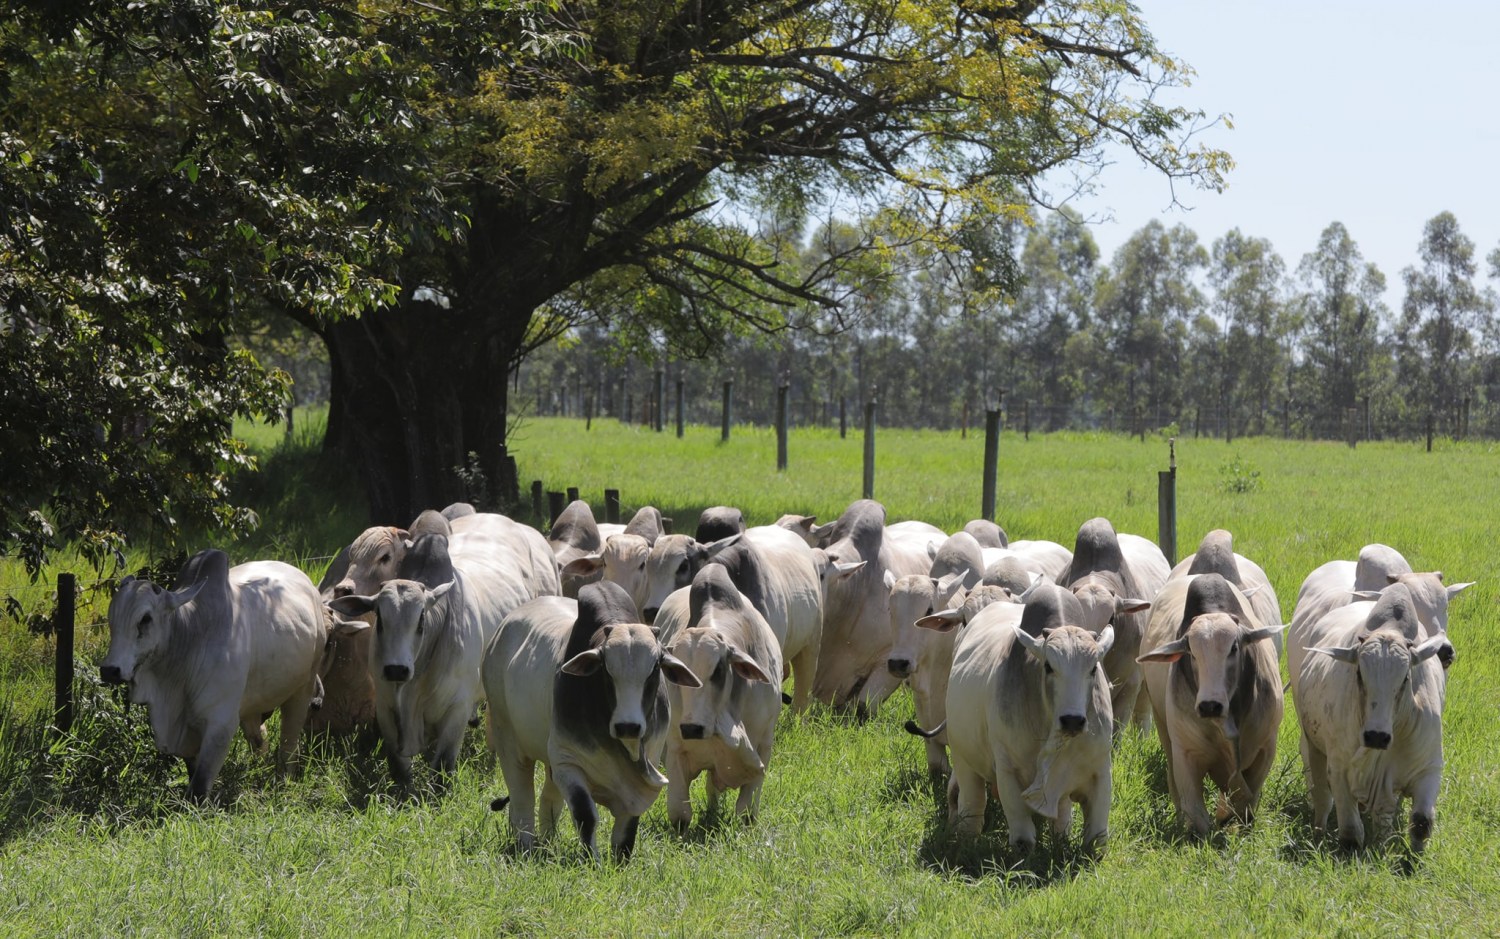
[1229,642,1238,655]
[712,659,727,682]
[137,613,151,635]
[677,559,690,574]
[638,561,646,571]
[1044,662,1053,675]
[925,606,934,616]
[1088,665,1097,677]
[379,554,390,565]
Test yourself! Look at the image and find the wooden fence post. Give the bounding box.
[53,572,75,738]
[547,491,566,528]
[1157,438,1178,566]
[962,400,970,440]
[721,380,733,442]
[566,486,579,504]
[862,396,877,500]
[981,408,1001,522]
[839,396,847,439]
[1346,407,1358,449]
[776,382,790,472]
[605,489,621,524]
[1426,413,1434,453]
[654,368,665,432]
[531,480,544,525]
[1023,400,1030,441]
[676,378,685,438]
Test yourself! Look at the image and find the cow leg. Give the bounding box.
[1328,759,1365,849]
[665,744,694,832]
[498,751,537,850]
[239,717,268,755]
[950,757,988,838]
[1301,732,1332,833]
[566,784,600,859]
[704,774,723,821]
[993,769,1037,853]
[274,680,317,780]
[736,733,772,822]
[1130,684,1153,731]
[789,643,819,714]
[911,684,949,780]
[1052,797,1074,839]
[538,770,564,842]
[610,813,641,863]
[852,667,902,716]
[1080,770,1111,854]
[188,719,237,802]
[1154,717,1178,806]
[1409,770,1440,852]
[1170,745,1213,837]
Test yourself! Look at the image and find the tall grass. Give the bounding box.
[1,417,1497,935]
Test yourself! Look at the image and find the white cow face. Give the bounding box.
[669,624,773,739]
[101,575,205,686]
[775,514,821,548]
[1391,573,1470,667]
[334,526,410,598]
[641,534,739,622]
[1138,613,1284,720]
[1071,582,1150,633]
[328,579,452,683]
[561,623,701,760]
[886,571,964,679]
[1308,628,1447,749]
[1015,625,1115,735]
[562,535,653,618]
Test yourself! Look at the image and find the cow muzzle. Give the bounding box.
[886,657,913,679]
[1197,700,1225,719]
[613,721,642,739]
[100,665,126,685]
[1363,729,1392,750]
[1058,713,1086,735]
[383,664,412,682]
[679,722,706,740]
[333,582,355,598]
[642,607,659,624]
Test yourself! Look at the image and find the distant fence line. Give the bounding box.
[528,376,1498,448]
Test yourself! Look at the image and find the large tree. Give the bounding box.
[1398,211,1489,433]
[1294,222,1386,434]
[4,0,1228,545]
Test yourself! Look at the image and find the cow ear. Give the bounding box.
[560,649,604,676]
[1018,577,1046,603]
[926,542,938,561]
[703,533,741,558]
[1137,637,1189,664]
[1447,581,1475,600]
[1240,584,1262,599]
[1386,574,1399,585]
[331,618,372,639]
[1307,644,1360,664]
[561,555,605,577]
[1013,625,1045,660]
[659,653,702,688]
[1411,634,1449,664]
[1094,625,1116,658]
[167,577,207,610]
[1242,623,1286,646]
[394,528,410,541]
[935,570,966,599]
[883,569,897,591]
[832,560,866,580]
[727,646,773,684]
[917,610,964,633]
[425,580,455,606]
[328,595,377,618]
[1350,590,1382,602]
[1113,596,1151,615]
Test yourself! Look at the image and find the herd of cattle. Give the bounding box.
[98,497,1472,861]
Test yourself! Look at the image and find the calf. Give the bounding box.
[101,549,324,800]
[1138,574,1285,835]
[662,565,782,828]
[1297,584,1449,851]
[484,582,700,860]
[946,583,1115,852]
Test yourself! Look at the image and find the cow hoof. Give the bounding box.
[1338,836,1361,852]
[1010,837,1035,855]
[1411,813,1432,845]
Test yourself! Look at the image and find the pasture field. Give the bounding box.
[2,416,1499,936]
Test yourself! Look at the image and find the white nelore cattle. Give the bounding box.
[982,539,1073,592]
[1289,544,1471,679]
[561,534,653,616]
[1063,519,1166,729]
[1138,573,1285,835]
[328,533,511,785]
[961,519,1008,549]
[484,582,700,860]
[814,500,941,712]
[774,513,821,547]
[945,583,1115,852]
[885,532,982,776]
[1296,584,1449,850]
[662,565,782,828]
[1169,529,1283,633]
[639,532,743,623]
[550,500,606,598]
[101,549,324,800]
[695,505,747,543]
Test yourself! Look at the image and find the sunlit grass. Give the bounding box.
[2,417,1497,934]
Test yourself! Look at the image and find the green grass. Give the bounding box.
[3,417,1499,936]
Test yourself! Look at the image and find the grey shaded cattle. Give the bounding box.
[774,514,821,547]
[1289,544,1470,679]
[639,532,742,622]
[886,532,983,776]
[945,583,1114,852]
[1063,519,1166,729]
[328,533,512,785]
[623,505,666,545]
[1296,584,1449,851]
[101,549,324,800]
[551,500,605,598]
[662,565,782,828]
[1169,529,1283,640]
[484,582,700,860]
[813,500,938,712]
[1138,574,1285,835]
[981,539,1073,589]
[441,502,477,521]
[962,519,1009,549]
[561,534,653,617]
[695,505,747,544]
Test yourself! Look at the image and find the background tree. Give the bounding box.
[1293,222,1387,436]
[1207,229,1289,436]
[1010,208,1099,428]
[1397,212,1489,433]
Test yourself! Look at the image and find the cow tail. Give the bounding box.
[903,719,947,739]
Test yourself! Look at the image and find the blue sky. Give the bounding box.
[1061,0,1500,310]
